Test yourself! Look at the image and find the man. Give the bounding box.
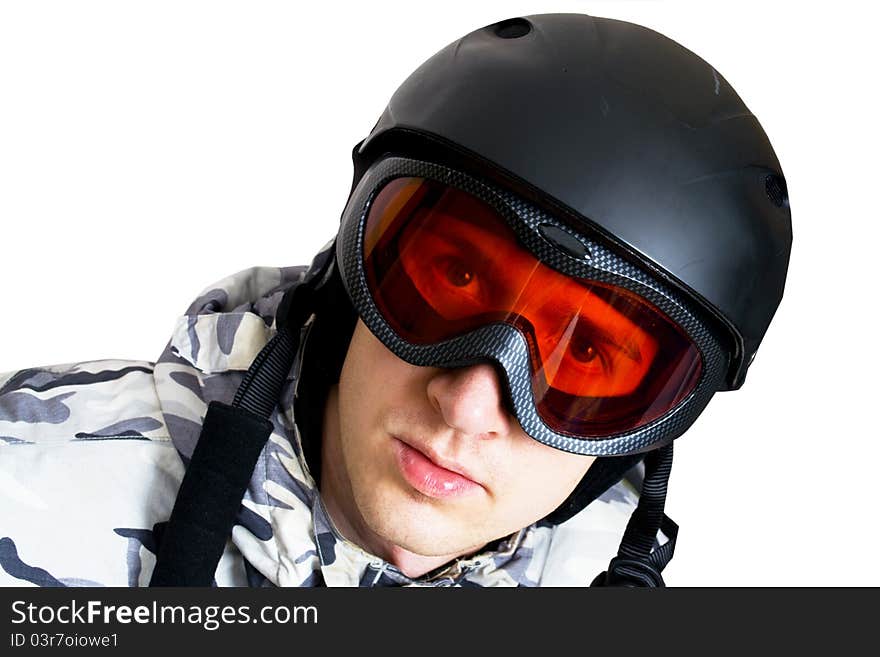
[0,13,791,587]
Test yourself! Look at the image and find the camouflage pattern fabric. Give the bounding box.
[0,248,639,587]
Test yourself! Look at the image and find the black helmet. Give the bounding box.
[350,13,791,391]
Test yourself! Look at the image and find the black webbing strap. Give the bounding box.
[148,400,275,586]
[591,443,679,587]
[151,282,314,586]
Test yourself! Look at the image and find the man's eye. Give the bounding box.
[442,257,476,287]
[565,318,612,369]
[569,339,599,364]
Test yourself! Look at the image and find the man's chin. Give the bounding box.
[357,490,487,559]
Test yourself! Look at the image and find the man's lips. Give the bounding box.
[391,436,484,499]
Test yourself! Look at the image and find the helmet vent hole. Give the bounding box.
[492,18,532,39]
[537,224,592,260]
[765,174,788,208]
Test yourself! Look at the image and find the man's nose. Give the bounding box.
[425,363,512,437]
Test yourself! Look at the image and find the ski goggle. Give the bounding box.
[338,157,727,456]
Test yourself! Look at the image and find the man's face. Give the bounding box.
[330,319,595,559]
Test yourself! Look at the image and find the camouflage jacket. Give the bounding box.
[0,260,639,587]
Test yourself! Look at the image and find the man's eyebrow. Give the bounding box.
[429,212,529,262]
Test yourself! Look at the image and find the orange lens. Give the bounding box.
[364,177,702,436]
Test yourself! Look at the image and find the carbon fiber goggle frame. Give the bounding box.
[337,156,728,456]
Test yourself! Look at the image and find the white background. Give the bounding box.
[1,1,877,586]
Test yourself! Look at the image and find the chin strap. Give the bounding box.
[591,443,678,587]
[150,268,325,586]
